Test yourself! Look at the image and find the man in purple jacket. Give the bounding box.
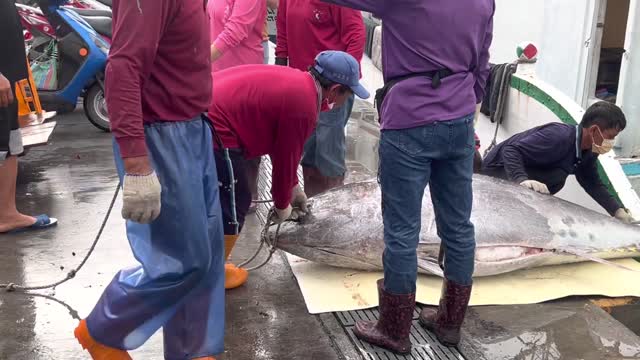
[322,0,494,354]
[74,0,224,359]
[483,101,634,224]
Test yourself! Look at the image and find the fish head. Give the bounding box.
[273,180,386,271]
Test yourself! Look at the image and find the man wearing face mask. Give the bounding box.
[482,101,634,224]
[208,50,369,289]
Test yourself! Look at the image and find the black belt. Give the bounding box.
[374,69,453,120]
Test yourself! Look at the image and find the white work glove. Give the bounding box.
[614,208,635,224]
[520,180,550,195]
[122,172,162,224]
[290,184,308,214]
[272,205,292,224]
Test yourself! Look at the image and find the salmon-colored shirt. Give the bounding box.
[208,65,319,208]
[275,0,365,72]
[208,0,267,73]
[107,0,211,158]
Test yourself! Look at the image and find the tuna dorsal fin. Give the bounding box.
[557,249,640,273]
[417,258,444,277]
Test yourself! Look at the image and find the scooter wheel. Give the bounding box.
[84,84,110,132]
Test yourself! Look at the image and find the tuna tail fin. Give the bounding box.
[558,249,640,273]
[417,258,444,278]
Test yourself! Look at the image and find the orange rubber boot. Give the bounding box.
[74,319,132,360]
[224,235,248,289]
[225,263,249,289]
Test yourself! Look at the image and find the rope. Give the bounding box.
[0,183,120,293]
[238,206,306,272]
[251,199,273,204]
[483,62,517,157]
[244,208,282,271]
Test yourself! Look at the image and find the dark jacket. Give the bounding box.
[482,122,621,215]
[0,0,28,83]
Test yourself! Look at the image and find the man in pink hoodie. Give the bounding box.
[208,0,267,71]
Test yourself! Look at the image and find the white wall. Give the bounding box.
[616,0,640,157]
[491,0,600,107]
[490,0,546,64]
[536,0,597,104]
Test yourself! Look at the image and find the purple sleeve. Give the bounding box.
[321,0,385,15]
[575,156,622,216]
[502,125,569,183]
[106,0,170,158]
[474,2,494,103]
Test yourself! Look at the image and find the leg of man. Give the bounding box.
[0,94,37,233]
[84,118,225,357]
[214,149,253,289]
[301,129,320,196]
[380,127,433,295]
[473,150,482,173]
[353,125,434,354]
[301,94,355,197]
[262,40,269,64]
[246,157,261,212]
[163,122,226,359]
[419,115,475,346]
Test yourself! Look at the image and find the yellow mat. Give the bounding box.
[285,254,640,314]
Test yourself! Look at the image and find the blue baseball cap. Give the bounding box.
[313,51,370,99]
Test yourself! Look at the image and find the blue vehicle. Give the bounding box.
[36,0,111,131]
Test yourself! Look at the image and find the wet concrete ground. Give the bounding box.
[0,111,359,360]
[1,107,640,359]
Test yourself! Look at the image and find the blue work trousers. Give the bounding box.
[301,94,355,177]
[87,117,225,359]
[379,115,476,294]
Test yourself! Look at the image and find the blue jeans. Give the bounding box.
[262,40,269,64]
[379,115,476,294]
[301,94,355,177]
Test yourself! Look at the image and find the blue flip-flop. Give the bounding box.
[5,214,58,234]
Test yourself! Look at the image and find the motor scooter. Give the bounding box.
[17,0,112,47]
[34,0,111,131]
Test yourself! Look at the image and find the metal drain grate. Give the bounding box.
[336,308,465,360]
[254,157,465,360]
[253,157,303,226]
[335,307,421,327]
[344,321,465,360]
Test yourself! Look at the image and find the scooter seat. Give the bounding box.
[67,7,112,18]
[79,15,112,38]
[96,0,112,6]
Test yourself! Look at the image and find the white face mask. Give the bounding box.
[592,139,614,154]
[592,127,615,154]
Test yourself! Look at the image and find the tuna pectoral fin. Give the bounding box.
[557,249,640,273]
[417,258,444,278]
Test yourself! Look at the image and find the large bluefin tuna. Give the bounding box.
[271,175,640,277]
